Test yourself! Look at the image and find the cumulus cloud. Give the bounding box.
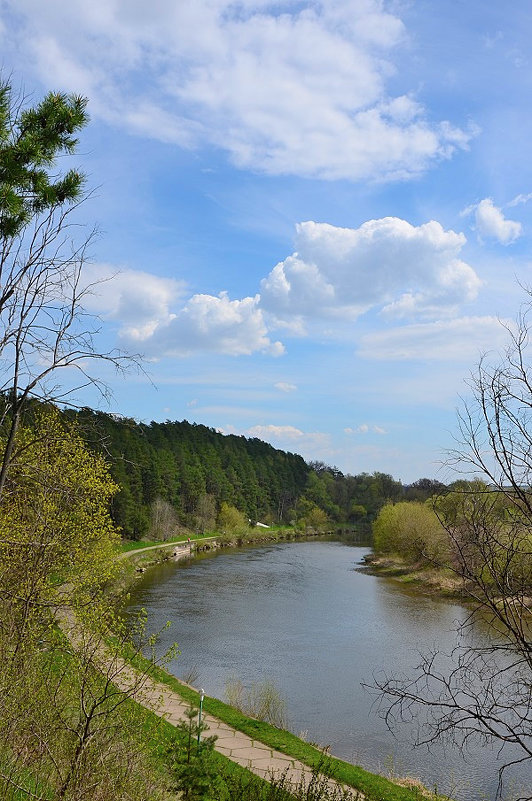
[260,218,480,322]
[81,263,184,340]
[82,266,283,357]
[243,424,331,453]
[84,214,484,360]
[4,0,473,181]
[219,423,333,461]
[462,198,522,244]
[358,316,511,361]
[137,292,284,358]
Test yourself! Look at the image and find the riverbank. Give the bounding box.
[117,539,456,801]
[119,526,340,577]
[124,646,446,801]
[359,552,464,598]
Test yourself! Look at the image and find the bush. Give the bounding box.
[372,502,447,562]
[217,503,249,536]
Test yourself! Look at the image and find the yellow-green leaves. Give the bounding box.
[0,407,120,611]
[372,501,447,561]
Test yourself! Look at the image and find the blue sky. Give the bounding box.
[1,0,531,482]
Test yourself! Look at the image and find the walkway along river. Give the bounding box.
[126,539,530,801]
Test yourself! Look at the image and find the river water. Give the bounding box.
[126,540,530,800]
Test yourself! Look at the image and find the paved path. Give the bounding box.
[119,667,361,796]
[118,536,217,560]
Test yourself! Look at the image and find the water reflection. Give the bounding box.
[126,541,529,800]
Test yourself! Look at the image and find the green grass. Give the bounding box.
[118,523,322,554]
[0,754,54,801]
[118,683,268,793]
[119,533,217,553]
[20,627,264,800]
[125,648,444,801]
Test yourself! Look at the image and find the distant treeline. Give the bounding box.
[59,407,447,540]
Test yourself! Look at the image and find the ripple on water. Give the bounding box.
[126,541,530,801]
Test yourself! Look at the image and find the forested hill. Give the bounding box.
[68,408,309,538]
[65,407,445,540]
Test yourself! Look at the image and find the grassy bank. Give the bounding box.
[119,524,341,556]
[119,532,217,553]
[4,628,265,801]
[361,553,463,598]
[119,685,268,793]
[125,648,446,801]
[118,536,448,800]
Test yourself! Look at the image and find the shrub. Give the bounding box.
[372,502,447,562]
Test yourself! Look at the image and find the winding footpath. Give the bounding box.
[63,539,362,797]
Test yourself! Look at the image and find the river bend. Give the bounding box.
[126,540,529,800]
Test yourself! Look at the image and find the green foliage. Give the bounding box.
[295,498,330,532]
[372,501,447,561]
[68,409,311,537]
[0,82,87,239]
[0,406,170,800]
[0,631,170,801]
[0,408,120,623]
[217,502,249,535]
[38,405,451,542]
[403,478,446,503]
[434,481,532,592]
[298,468,406,534]
[350,503,367,520]
[168,705,221,800]
[433,479,496,526]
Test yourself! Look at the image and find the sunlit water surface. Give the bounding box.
[126,541,530,800]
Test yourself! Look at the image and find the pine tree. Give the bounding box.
[168,705,220,801]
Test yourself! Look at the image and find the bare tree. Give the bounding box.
[0,80,134,498]
[0,596,170,801]
[370,302,532,799]
[195,492,216,534]
[150,495,181,540]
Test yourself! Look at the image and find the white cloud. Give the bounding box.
[241,424,331,453]
[344,424,387,435]
[84,215,484,360]
[274,382,297,393]
[219,422,334,461]
[143,292,285,358]
[5,0,473,181]
[260,218,480,323]
[462,198,522,244]
[81,263,184,340]
[508,192,532,207]
[82,266,283,358]
[358,316,511,361]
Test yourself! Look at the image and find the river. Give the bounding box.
[125,539,530,800]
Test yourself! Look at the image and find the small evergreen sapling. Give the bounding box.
[168,705,220,801]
